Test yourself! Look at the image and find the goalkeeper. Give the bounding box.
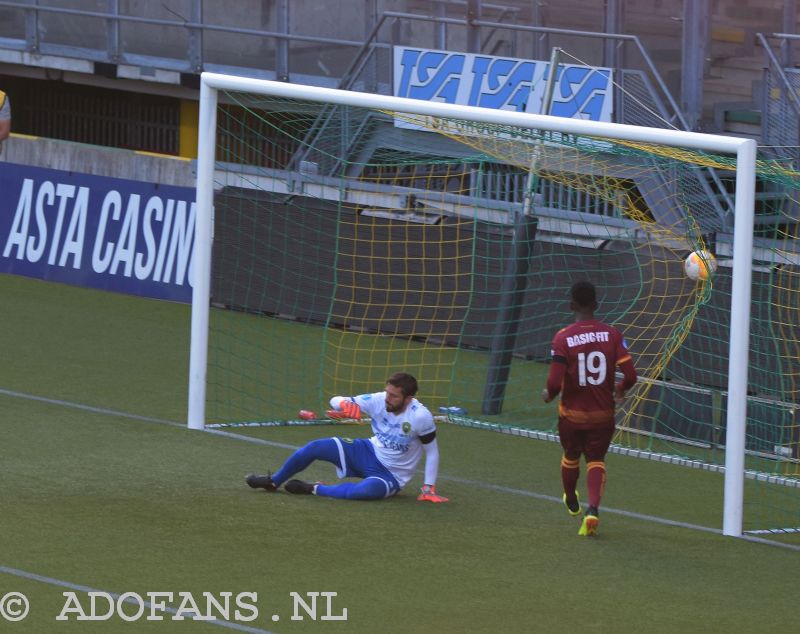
[246,372,448,502]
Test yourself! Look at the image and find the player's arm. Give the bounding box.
[417,430,448,503]
[614,332,637,402]
[327,396,362,420]
[614,357,637,402]
[542,355,566,403]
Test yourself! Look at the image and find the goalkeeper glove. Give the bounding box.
[417,484,449,503]
[325,401,362,420]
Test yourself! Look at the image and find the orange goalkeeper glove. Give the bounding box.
[417,484,449,503]
[326,401,361,420]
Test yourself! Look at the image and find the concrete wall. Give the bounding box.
[1,135,195,187]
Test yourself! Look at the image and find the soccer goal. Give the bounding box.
[189,71,800,541]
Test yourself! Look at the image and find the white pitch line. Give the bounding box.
[0,566,275,634]
[0,388,182,427]
[3,387,799,552]
[204,427,300,450]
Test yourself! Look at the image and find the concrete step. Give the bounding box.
[725,117,762,136]
[724,108,761,126]
[711,25,749,45]
[709,56,766,73]
[721,4,783,23]
[703,77,755,99]
[710,100,762,139]
[720,121,761,140]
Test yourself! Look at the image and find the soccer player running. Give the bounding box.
[542,281,637,536]
[246,372,448,502]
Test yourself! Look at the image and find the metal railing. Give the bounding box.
[0,0,691,133]
[757,32,800,164]
[755,32,800,228]
[289,11,732,230]
[0,0,733,228]
[0,1,524,82]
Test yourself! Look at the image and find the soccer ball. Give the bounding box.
[684,250,717,281]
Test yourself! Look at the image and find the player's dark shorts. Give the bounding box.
[557,417,615,461]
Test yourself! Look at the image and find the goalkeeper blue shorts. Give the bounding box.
[332,437,401,496]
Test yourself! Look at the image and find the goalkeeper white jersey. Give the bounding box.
[347,391,436,487]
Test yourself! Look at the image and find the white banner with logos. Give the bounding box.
[393,47,613,130]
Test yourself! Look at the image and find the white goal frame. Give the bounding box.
[190,71,757,537]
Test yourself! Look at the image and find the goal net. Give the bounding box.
[191,72,800,542]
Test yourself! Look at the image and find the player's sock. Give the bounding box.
[316,477,389,500]
[271,438,341,486]
[560,455,580,502]
[586,460,606,509]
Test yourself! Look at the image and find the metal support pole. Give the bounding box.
[681,0,710,129]
[24,1,40,53]
[276,0,289,81]
[467,0,481,53]
[434,1,447,50]
[531,1,548,60]
[188,0,203,73]
[364,0,378,92]
[603,0,622,68]
[781,0,797,67]
[481,47,560,415]
[106,0,120,62]
[481,214,539,415]
[604,0,623,123]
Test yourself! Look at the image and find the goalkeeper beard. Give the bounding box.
[386,400,403,413]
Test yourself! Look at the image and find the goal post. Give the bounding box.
[190,71,757,537]
[188,75,219,434]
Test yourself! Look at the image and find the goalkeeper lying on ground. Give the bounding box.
[246,372,448,502]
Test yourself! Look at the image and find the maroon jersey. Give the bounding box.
[547,319,634,425]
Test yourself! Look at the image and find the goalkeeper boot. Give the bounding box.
[285,479,317,495]
[245,473,278,492]
[578,506,599,536]
[563,491,581,516]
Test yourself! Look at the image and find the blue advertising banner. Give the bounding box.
[393,46,614,129]
[0,162,196,303]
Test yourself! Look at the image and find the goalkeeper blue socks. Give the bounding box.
[271,438,340,486]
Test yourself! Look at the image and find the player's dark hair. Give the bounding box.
[387,372,418,397]
[570,280,597,309]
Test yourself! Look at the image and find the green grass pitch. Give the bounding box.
[0,273,796,633]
